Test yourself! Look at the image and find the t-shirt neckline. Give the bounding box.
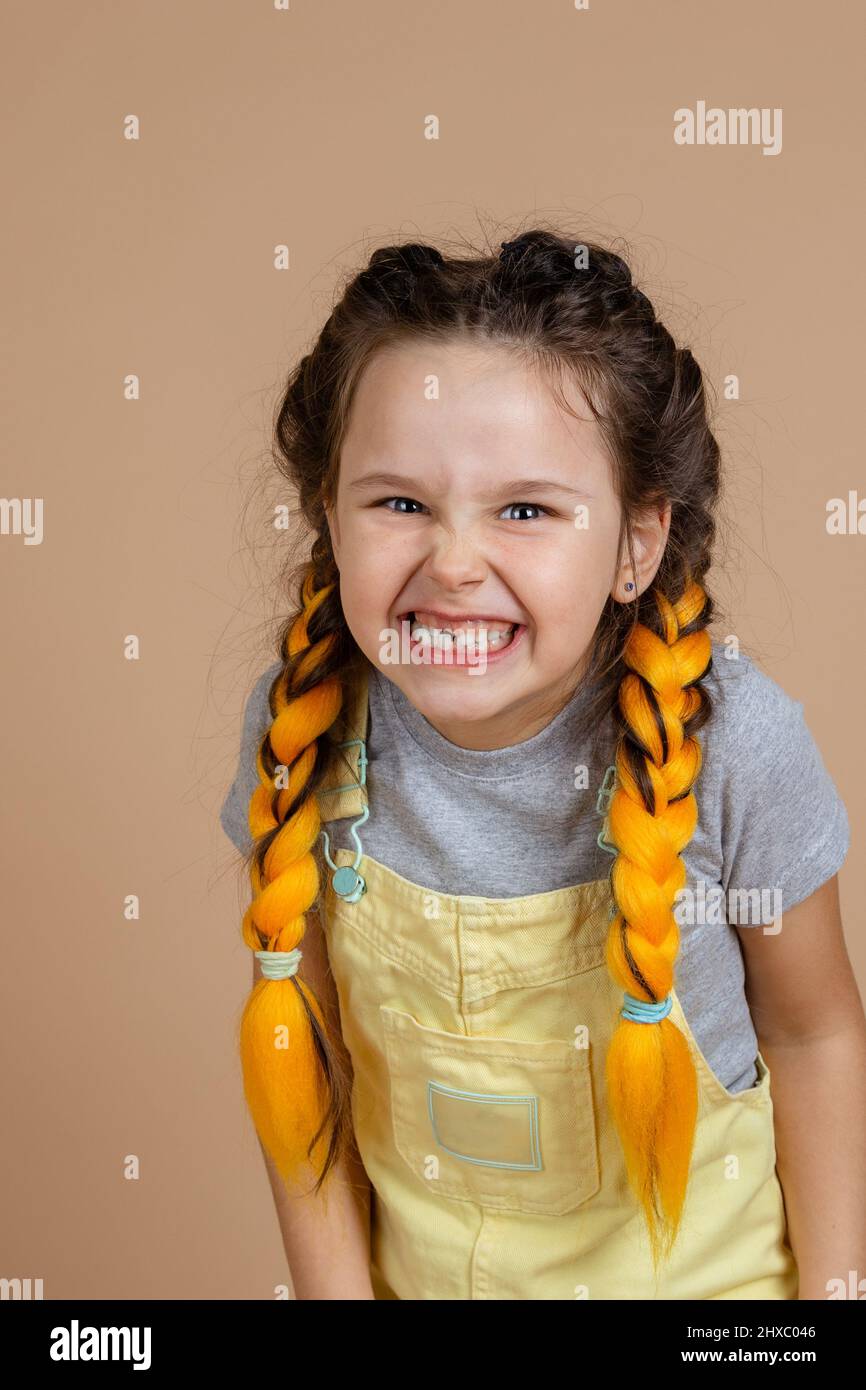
[370,664,602,782]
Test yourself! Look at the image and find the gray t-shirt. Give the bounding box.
[221,640,849,1095]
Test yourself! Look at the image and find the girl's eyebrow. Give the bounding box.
[348,470,589,498]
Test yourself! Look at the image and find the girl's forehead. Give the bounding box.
[343,343,604,467]
[356,335,554,390]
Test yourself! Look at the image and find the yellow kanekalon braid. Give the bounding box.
[603,577,712,1272]
[238,570,344,1187]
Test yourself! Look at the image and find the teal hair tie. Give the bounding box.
[255,948,302,981]
[621,991,672,1023]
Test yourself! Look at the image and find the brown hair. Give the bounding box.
[238,227,720,1265]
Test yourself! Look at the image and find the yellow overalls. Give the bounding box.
[314,662,799,1300]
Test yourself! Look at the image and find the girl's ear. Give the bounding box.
[613,500,672,601]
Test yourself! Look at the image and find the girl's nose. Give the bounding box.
[421,528,489,588]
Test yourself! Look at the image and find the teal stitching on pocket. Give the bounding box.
[426,1080,542,1171]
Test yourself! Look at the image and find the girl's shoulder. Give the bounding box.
[219,660,284,857]
[699,640,850,913]
[700,639,839,787]
[702,640,807,750]
[220,657,370,857]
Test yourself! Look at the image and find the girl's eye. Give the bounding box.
[500,502,547,522]
[379,497,426,514]
[377,498,549,521]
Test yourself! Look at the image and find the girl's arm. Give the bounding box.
[736,873,866,1300]
[253,911,376,1300]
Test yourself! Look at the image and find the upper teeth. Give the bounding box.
[408,612,515,647]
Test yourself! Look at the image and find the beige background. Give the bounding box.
[2,0,862,1298]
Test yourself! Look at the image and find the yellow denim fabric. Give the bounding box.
[315,665,799,1301]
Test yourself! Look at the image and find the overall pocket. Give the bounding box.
[381,1004,601,1216]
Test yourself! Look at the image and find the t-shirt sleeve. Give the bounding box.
[220,661,283,856]
[718,656,850,917]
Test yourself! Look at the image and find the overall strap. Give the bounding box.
[315,660,371,903]
[315,660,370,822]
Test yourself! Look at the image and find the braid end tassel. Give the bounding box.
[604,1004,698,1273]
[239,965,332,1188]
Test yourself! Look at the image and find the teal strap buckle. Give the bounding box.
[621,991,673,1023]
[320,738,369,902]
[596,763,618,856]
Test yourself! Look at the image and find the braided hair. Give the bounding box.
[237,228,720,1265]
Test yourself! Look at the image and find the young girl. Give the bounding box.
[221,230,865,1301]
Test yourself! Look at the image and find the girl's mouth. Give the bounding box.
[397,612,526,666]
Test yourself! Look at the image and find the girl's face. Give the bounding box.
[325,338,670,750]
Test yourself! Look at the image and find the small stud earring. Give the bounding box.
[625,581,635,592]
